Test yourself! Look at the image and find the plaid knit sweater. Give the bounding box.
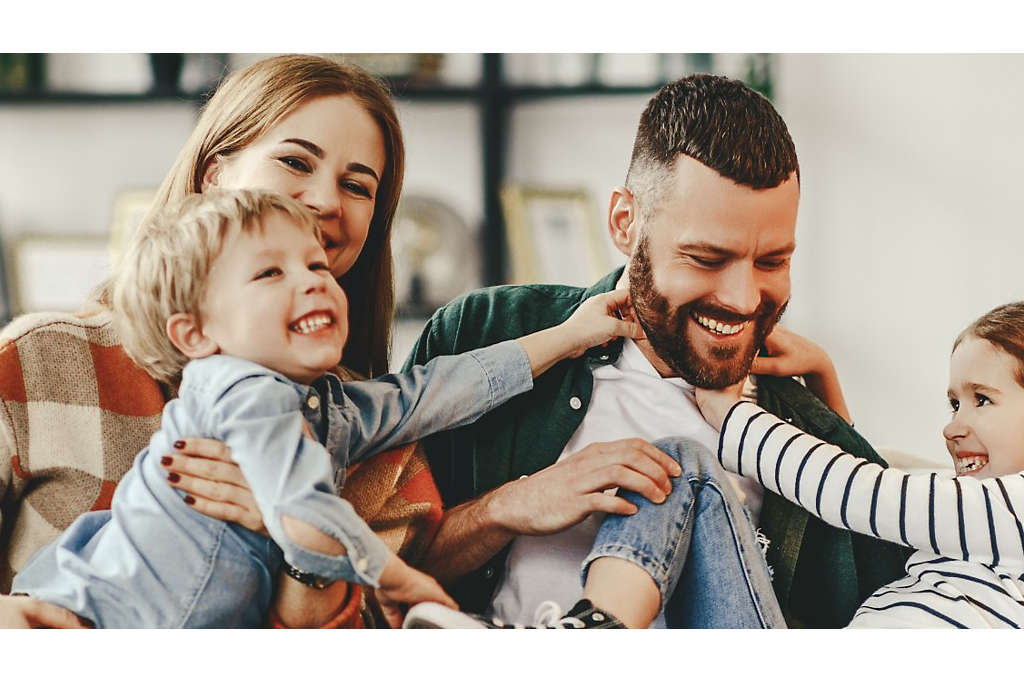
[0,309,443,626]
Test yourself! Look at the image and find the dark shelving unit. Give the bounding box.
[0,53,752,298]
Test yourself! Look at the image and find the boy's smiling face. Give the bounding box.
[198,210,349,384]
[943,335,1024,479]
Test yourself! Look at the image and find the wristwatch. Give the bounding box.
[283,562,334,590]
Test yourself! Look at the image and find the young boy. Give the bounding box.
[11,189,641,627]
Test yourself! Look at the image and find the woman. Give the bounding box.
[0,54,438,628]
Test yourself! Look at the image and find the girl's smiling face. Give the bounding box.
[943,335,1024,478]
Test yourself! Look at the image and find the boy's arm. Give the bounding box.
[337,290,641,463]
[719,400,1024,566]
[210,374,392,587]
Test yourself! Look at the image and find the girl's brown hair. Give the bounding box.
[133,54,404,379]
[954,301,1024,387]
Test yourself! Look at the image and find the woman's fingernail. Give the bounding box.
[167,473,180,483]
[160,456,173,467]
[173,440,186,450]
[184,495,196,505]
[77,616,94,628]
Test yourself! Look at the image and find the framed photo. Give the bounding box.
[500,186,611,286]
[108,189,156,267]
[6,235,111,315]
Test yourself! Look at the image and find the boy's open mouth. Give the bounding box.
[289,311,334,335]
[690,311,748,337]
[954,453,988,476]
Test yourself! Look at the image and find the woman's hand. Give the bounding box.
[0,595,91,629]
[160,438,267,535]
[374,554,458,628]
[559,289,645,359]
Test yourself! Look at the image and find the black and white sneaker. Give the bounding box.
[403,599,624,629]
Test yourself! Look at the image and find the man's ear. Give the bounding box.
[166,313,219,359]
[607,186,640,257]
[200,154,224,192]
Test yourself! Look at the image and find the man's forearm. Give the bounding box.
[417,485,517,585]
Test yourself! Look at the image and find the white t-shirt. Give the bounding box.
[488,339,763,627]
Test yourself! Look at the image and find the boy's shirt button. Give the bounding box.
[307,395,320,410]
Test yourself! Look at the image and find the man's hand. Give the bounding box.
[0,595,91,629]
[485,438,682,536]
[374,554,458,628]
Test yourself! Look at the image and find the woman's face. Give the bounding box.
[204,94,387,278]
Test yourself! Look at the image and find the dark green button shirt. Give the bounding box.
[404,268,911,627]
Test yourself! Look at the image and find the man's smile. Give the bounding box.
[690,311,749,337]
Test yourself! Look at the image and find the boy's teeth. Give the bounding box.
[692,313,747,336]
[290,313,332,334]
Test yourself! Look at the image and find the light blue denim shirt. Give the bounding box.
[13,340,531,627]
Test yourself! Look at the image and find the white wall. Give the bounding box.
[775,54,1024,464]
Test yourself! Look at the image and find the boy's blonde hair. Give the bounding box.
[112,189,321,386]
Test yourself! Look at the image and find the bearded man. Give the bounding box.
[404,74,910,628]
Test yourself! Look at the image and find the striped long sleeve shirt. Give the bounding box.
[720,401,1024,628]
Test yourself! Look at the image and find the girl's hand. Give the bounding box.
[160,438,267,535]
[374,554,458,628]
[560,289,644,359]
[0,595,92,629]
[695,379,747,432]
[750,325,831,379]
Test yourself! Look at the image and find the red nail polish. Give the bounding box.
[167,473,180,483]
[173,440,186,450]
[160,456,172,466]
[77,616,94,628]
[184,495,196,505]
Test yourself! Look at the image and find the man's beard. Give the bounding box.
[628,234,787,389]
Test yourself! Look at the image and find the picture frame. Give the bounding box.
[5,235,111,315]
[108,189,156,267]
[500,186,611,286]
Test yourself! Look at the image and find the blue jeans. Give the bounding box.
[583,437,786,628]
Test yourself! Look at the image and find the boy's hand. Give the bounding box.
[695,379,747,432]
[374,554,457,628]
[559,289,644,359]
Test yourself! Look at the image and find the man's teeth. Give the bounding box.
[290,313,332,334]
[955,455,988,475]
[692,313,748,336]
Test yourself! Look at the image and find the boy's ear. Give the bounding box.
[166,313,219,359]
[200,154,224,191]
[608,186,640,257]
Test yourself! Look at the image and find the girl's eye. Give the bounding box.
[280,156,311,173]
[254,267,282,280]
[975,393,992,407]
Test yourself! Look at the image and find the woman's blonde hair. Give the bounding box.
[113,189,321,386]
[110,54,404,379]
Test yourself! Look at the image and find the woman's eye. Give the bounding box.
[280,156,311,173]
[342,180,372,198]
[254,267,282,280]
[975,393,992,407]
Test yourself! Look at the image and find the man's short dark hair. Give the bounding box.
[626,74,799,222]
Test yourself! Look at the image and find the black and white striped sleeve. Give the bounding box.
[719,401,1024,567]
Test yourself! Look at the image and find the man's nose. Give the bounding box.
[715,264,761,315]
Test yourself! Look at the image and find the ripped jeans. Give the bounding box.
[583,437,786,628]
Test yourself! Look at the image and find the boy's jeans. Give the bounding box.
[583,437,786,628]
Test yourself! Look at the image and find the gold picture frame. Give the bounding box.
[500,186,611,286]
